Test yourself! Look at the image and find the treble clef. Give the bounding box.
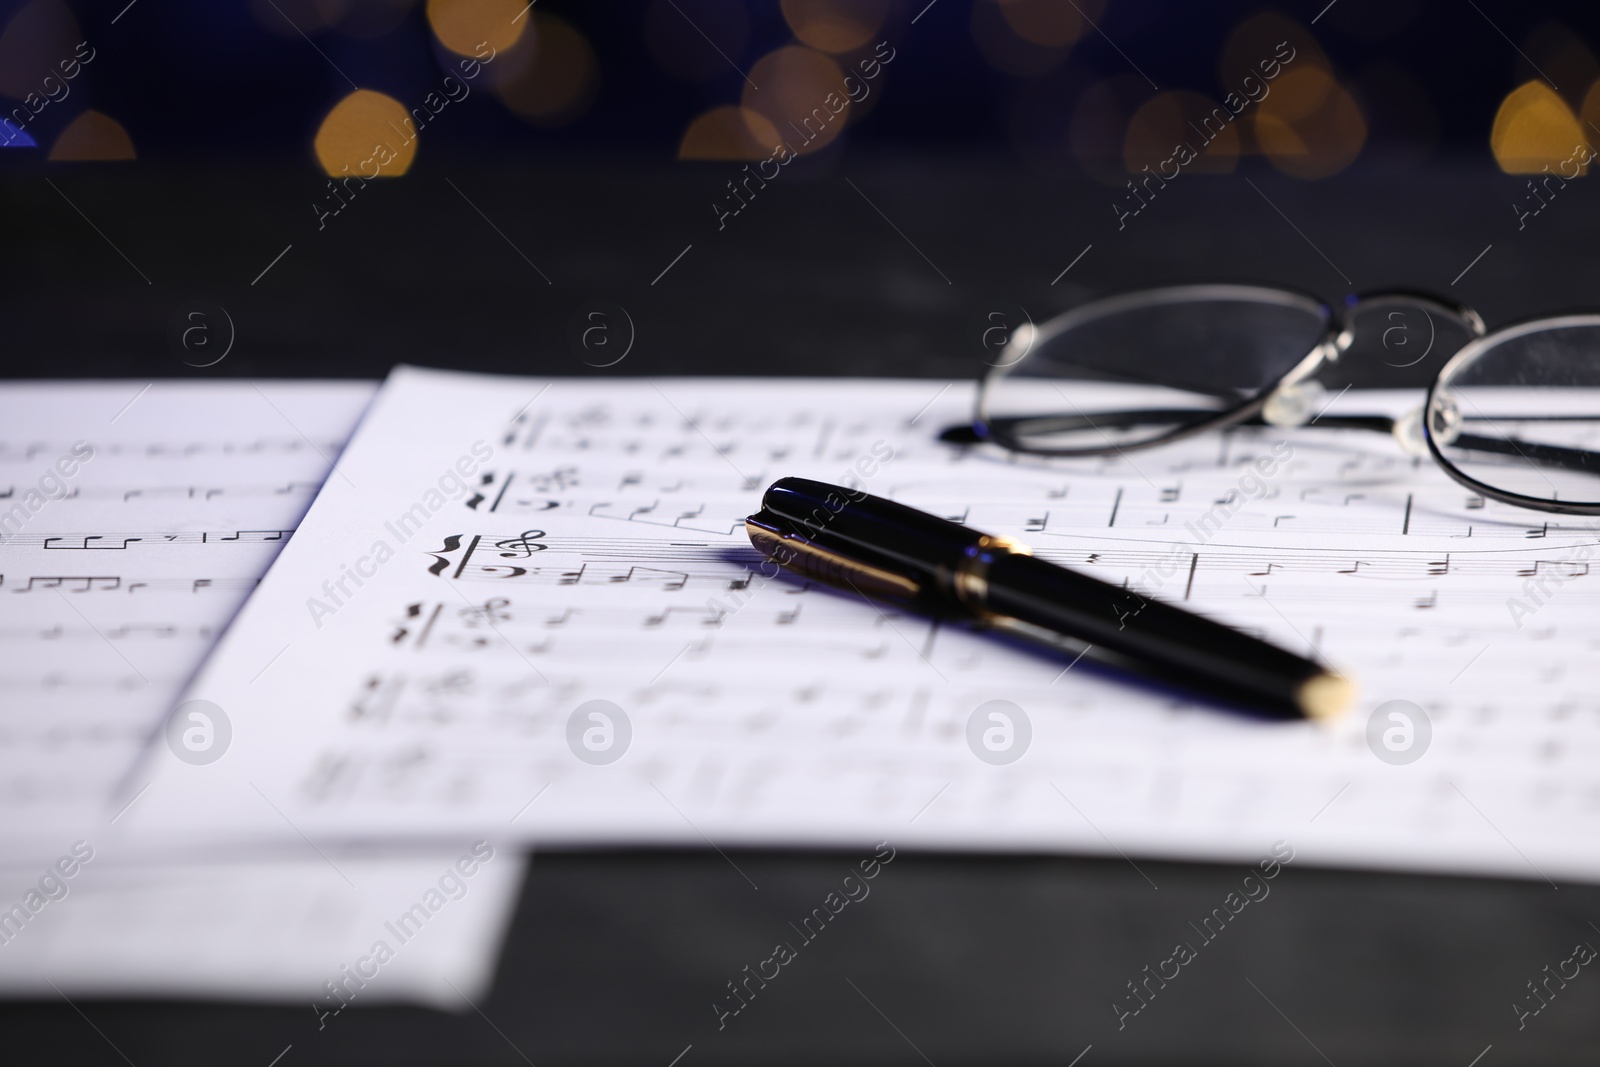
[494,529,548,558]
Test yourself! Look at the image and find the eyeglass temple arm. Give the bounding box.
[941,412,1600,478]
[938,410,1395,444]
[1443,432,1600,476]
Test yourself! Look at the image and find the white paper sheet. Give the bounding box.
[0,381,525,1004]
[123,368,1600,883]
[0,380,377,850]
[0,844,523,1007]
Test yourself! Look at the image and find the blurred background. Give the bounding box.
[4,0,1598,169]
[8,6,1600,1063]
[4,0,1600,382]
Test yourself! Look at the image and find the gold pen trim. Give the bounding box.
[1295,671,1355,721]
[951,534,1032,610]
[746,517,922,601]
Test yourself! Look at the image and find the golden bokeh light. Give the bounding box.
[1261,63,1334,123]
[997,0,1091,47]
[1124,91,1239,175]
[1490,81,1586,175]
[1255,70,1366,179]
[971,0,1101,77]
[742,46,851,154]
[426,0,525,58]
[313,89,416,177]
[1520,22,1598,111]
[1581,80,1600,152]
[780,0,889,55]
[1219,11,1327,97]
[1221,12,1366,180]
[0,0,79,99]
[48,110,134,160]
[492,13,598,126]
[678,105,781,161]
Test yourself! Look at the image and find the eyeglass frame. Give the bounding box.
[965,283,1600,516]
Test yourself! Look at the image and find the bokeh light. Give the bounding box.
[1219,12,1328,99]
[742,46,851,155]
[1221,13,1365,179]
[0,118,36,147]
[426,0,525,58]
[1519,22,1599,111]
[1124,91,1239,175]
[644,0,749,82]
[678,105,781,160]
[1260,64,1335,124]
[780,0,889,55]
[972,0,1100,78]
[48,110,134,160]
[998,0,1092,47]
[0,0,79,100]
[1255,70,1367,179]
[313,89,416,177]
[1490,81,1586,174]
[492,13,598,127]
[1581,80,1600,148]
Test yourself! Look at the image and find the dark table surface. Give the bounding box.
[3,156,1598,1063]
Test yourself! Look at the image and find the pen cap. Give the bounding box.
[760,477,981,579]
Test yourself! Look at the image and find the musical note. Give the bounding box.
[427,534,469,577]
[16,575,121,592]
[44,535,144,550]
[493,530,548,559]
[392,602,442,647]
[1517,559,1589,579]
[0,379,376,850]
[109,369,1600,887]
[465,472,496,511]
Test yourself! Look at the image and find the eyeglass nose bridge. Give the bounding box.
[989,321,1039,370]
[1260,334,1347,427]
[1260,293,1487,430]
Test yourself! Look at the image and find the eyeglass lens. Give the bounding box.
[979,287,1330,453]
[1429,318,1600,509]
[981,289,1600,514]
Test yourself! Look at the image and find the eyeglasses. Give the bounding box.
[945,284,1600,516]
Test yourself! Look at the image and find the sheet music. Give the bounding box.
[124,368,1600,883]
[0,381,376,851]
[0,381,528,1005]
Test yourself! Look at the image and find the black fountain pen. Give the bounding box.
[746,477,1352,721]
